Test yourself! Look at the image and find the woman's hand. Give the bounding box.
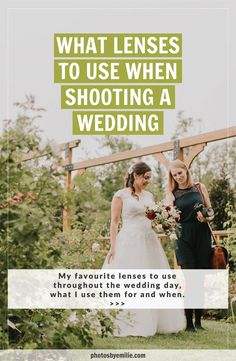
[196,211,208,223]
[107,248,115,264]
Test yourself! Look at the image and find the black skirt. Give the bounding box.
[174,222,212,269]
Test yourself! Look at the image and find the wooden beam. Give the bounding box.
[180,126,236,147]
[23,140,80,161]
[185,143,206,168]
[152,153,170,169]
[72,126,236,171]
[73,142,174,170]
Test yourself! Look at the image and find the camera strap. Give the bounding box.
[207,221,218,246]
[195,182,205,205]
[195,183,218,246]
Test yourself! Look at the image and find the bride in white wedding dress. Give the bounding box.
[103,162,185,336]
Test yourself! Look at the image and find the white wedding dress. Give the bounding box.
[103,188,185,336]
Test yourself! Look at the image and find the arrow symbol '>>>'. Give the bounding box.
[110,302,125,306]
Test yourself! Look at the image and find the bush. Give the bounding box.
[0,97,114,349]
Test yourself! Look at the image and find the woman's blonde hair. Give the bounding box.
[167,160,193,192]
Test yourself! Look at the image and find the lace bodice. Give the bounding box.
[173,185,204,223]
[114,188,154,230]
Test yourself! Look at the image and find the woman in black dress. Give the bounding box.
[166,159,213,331]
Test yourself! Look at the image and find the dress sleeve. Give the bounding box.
[150,192,155,203]
[113,189,123,199]
[146,191,154,203]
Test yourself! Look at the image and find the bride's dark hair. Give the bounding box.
[125,162,151,198]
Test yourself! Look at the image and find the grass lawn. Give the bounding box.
[88,320,236,349]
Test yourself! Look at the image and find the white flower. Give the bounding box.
[162,210,169,218]
[169,233,177,241]
[128,166,134,174]
[156,224,163,231]
[92,242,100,252]
[68,311,78,323]
[152,204,159,212]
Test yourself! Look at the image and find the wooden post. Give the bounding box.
[63,143,73,232]
[173,139,184,161]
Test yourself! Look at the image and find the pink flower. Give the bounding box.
[68,311,78,323]
[92,242,100,252]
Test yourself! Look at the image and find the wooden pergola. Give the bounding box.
[65,127,236,172]
[23,126,236,230]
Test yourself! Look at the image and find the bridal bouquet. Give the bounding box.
[145,202,181,240]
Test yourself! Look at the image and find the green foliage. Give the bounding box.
[1,108,65,271]
[0,97,114,349]
[98,136,134,201]
[200,140,236,188]
[223,204,236,285]
[71,135,136,236]
[205,204,236,323]
[72,170,110,232]
[171,111,202,160]
[151,162,165,201]
[209,176,235,230]
[92,320,236,349]
[51,228,105,269]
[8,308,116,349]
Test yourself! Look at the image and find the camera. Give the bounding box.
[193,203,214,218]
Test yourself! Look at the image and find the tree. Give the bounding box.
[72,169,110,232]
[153,161,165,200]
[209,175,235,230]
[98,135,135,201]
[0,97,114,349]
[171,110,195,140]
[224,204,236,284]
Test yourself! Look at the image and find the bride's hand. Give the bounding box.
[107,249,115,264]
